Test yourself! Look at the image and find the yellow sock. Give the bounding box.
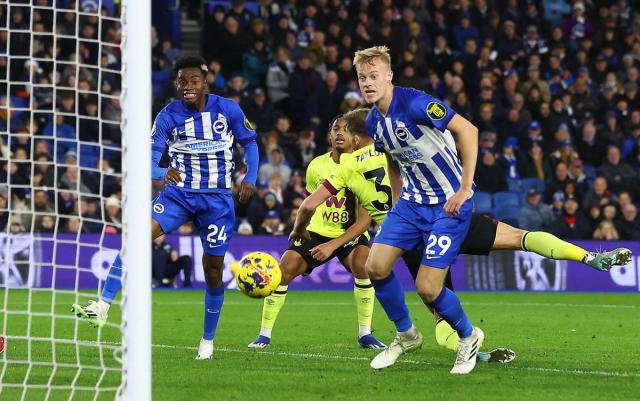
[435,319,459,352]
[259,285,288,338]
[354,278,374,337]
[523,231,588,263]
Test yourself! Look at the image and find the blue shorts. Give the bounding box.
[373,198,473,268]
[152,185,235,256]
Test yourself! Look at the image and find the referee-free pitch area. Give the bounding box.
[1,290,638,401]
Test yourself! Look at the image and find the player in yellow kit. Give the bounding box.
[248,115,386,349]
[291,108,632,362]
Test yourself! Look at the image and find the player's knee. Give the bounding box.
[415,279,441,304]
[279,252,306,285]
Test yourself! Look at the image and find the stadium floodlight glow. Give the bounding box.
[0,1,151,400]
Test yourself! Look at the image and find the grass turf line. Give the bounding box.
[1,290,639,401]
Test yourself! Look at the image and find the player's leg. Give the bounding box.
[72,188,184,327]
[493,222,632,271]
[367,202,425,369]
[339,241,386,349]
[248,249,309,348]
[193,192,235,360]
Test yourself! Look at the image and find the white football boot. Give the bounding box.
[450,327,485,374]
[195,338,214,360]
[71,300,109,328]
[370,326,423,370]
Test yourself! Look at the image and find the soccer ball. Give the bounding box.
[235,252,282,298]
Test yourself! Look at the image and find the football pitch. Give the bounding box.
[1,290,639,401]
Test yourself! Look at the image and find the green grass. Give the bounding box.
[1,290,639,401]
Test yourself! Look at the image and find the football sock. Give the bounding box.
[429,287,473,339]
[259,285,288,338]
[100,254,122,305]
[435,318,459,352]
[203,285,224,341]
[354,278,374,337]
[523,231,588,263]
[371,272,412,333]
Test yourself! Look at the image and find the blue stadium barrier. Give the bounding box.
[492,191,520,207]
[472,191,493,214]
[206,0,260,15]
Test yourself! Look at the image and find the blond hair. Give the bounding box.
[343,108,370,137]
[353,46,391,69]
[592,221,620,240]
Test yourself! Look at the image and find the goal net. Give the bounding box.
[0,1,150,400]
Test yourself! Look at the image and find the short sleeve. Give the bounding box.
[408,93,456,132]
[225,100,257,146]
[151,110,172,153]
[305,159,319,194]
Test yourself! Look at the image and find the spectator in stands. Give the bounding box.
[545,162,575,202]
[583,176,611,212]
[33,189,55,231]
[266,47,294,110]
[237,219,253,235]
[288,53,322,129]
[242,39,271,88]
[551,192,565,217]
[0,186,8,232]
[599,145,638,195]
[474,150,507,193]
[551,195,591,239]
[218,16,252,76]
[104,195,121,229]
[244,88,276,133]
[568,159,587,191]
[317,70,347,129]
[518,189,555,231]
[617,204,640,240]
[258,210,285,235]
[576,122,604,166]
[152,236,193,288]
[593,220,620,241]
[259,147,291,186]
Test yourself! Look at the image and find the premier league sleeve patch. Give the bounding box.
[244,117,255,131]
[426,102,446,120]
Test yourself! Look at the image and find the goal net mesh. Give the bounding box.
[0,1,127,400]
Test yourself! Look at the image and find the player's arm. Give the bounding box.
[444,114,478,216]
[385,152,402,205]
[151,113,180,184]
[309,205,371,262]
[227,100,259,203]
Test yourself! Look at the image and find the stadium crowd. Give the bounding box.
[2,0,640,241]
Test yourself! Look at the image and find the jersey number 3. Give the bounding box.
[363,167,392,212]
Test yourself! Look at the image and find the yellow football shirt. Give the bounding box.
[323,144,391,225]
[306,152,357,238]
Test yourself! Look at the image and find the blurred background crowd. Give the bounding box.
[2,0,640,241]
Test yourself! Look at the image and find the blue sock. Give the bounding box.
[203,285,224,341]
[371,272,412,332]
[429,287,473,338]
[101,254,122,304]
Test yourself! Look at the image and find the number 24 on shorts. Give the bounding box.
[425,234,451,258]
[207,224,227,247]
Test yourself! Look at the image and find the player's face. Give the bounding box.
[356,58,393,105]
[330,118,355,153]
[176,68,206,106]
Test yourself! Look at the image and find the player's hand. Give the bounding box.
[289,228,311,243]
[164,168,182,185]
[238,181,255,204]
[309,242,337,262]
[444,187,472,217]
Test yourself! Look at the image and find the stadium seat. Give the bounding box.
[520,178,545,193]
[507,178,521,192]
[493,204,521,227]
[492,191,520,207]
[472,191,493,214]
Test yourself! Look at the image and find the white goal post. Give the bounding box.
[0,0,151,400]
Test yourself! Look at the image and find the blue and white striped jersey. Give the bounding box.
[366,86,469,205]
[151,94,256,192]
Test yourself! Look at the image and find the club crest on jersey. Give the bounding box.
[394,121,410,141]
[153,203,165,214]
[213,113,228,135]
[426,102,446,120]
